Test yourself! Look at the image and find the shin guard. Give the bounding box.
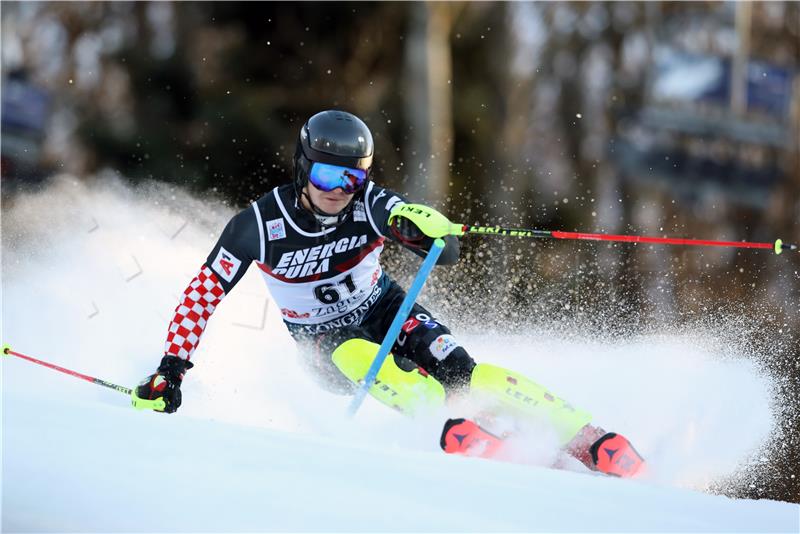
[469,363,593,446]
[332,338,445,415]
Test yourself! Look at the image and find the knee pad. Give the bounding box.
[469,363,593,445]
[332,338,445,416]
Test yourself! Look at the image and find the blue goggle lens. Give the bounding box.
[308,163,368,194]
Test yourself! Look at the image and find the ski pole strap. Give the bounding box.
[347,238,446,417]
[462,225,797,255]
[2,344,133,396]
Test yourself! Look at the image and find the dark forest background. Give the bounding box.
[2,1,798,503]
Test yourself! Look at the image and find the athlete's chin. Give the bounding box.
[319,199,349,214]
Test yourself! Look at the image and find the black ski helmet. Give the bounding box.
[293,110,374,195]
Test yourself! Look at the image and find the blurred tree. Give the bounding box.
[404,1,461,206]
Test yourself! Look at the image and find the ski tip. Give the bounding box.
[440,418,505,459]
[590,433,646,478]
[1,344,12,356]
[440,418,466,451]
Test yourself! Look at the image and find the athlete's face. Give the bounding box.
[304,181,354,215]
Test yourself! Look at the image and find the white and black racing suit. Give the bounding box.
[162,182,474,393]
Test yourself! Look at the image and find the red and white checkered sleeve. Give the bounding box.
[164,265,226,360]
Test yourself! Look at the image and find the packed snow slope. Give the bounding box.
[2,176,799,532]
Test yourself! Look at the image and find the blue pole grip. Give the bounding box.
[347,238,446,417]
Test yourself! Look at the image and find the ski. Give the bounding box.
[440,417,645,478]
[440,418,506,458]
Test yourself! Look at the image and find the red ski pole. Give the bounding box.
[461,225,797,255]
[2,344,132,395]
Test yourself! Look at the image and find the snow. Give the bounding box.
[3,176,799,532]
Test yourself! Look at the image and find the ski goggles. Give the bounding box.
[308,162,368,194]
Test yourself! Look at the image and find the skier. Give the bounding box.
[133,110,644,477]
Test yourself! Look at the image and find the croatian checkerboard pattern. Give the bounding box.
[164,265,225,359]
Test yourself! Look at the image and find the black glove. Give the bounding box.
[389,216,432,249]
[135,355,194,413]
